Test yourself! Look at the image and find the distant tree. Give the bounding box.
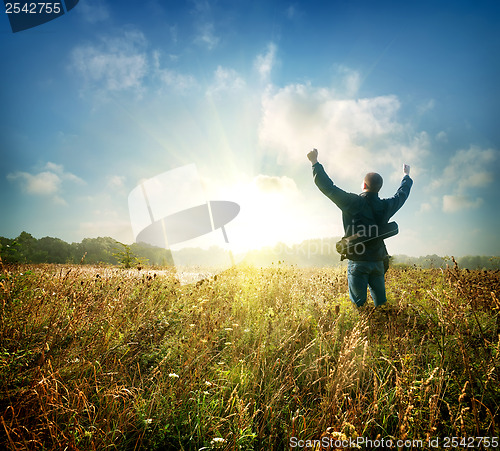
[113,241,147,268]
[0,237,21,263]
[16,231,37,262]
[79,237,118,264]
[36,237,73,263]
[130,242,174,266]
[69,242,85,263]
[458,255,500,270]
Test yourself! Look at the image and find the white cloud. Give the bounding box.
[7,170,61,195]
[434,146,499,212]
[54,196,68,206]
[417,98,435,115]
[253,174,297,193]
[158,69,197,91]
[443,146,497,191]
[254,43,277,83]
[419,202,432,213]
[151,51,198,93]
[70,30,148,93]
[107,175,126,190]
[443,195,484,213]
[6,162,85,204]
[436,131,448,142]
[44,162,85,184]
[190,1,219,49]
[206,66,246,96]
[257,82,427,181]
[70,31,204,98]
[337,66,361,97]
[78,0,109,24]
[195,23,219,50]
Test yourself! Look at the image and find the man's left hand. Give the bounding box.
[307,148,318,164]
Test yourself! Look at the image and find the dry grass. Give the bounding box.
[0,259,499,450]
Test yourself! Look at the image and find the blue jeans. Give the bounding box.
[347,260,387,307]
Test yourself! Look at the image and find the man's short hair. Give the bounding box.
[364,172,383,193]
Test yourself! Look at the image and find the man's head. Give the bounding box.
[363,172,383,193]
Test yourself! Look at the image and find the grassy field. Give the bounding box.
[0,260,499,450]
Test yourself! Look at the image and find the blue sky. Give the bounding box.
[1,0,499,257]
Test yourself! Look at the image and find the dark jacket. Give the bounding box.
[312,162,413,261]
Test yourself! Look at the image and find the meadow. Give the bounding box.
[0,259,499,450]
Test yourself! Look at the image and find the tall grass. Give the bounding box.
[0,259,499,450]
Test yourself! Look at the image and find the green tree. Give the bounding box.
[0,237,21,263]
[79,237,117,264]
[16,231,37,262]
[36,237,72,263]
[113,241,147,268]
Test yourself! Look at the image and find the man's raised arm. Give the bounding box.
[385,164,413,219]
[307,148,356,211]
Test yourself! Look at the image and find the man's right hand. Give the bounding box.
[307,148,318,165]
[403,164,410,176]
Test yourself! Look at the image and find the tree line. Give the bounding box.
[243,240,500,270]
[1,232,498,270]
[0,232,173,266]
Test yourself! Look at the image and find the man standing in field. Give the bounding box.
[307,148,413,308]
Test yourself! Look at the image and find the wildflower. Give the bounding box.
[144,418,153,425]
[204,381,212,387]
[168,373,179,379]
[211,437,226,447]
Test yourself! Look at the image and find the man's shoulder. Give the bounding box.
[360,192,383,207]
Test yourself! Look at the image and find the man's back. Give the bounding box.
[312,162,413,261]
